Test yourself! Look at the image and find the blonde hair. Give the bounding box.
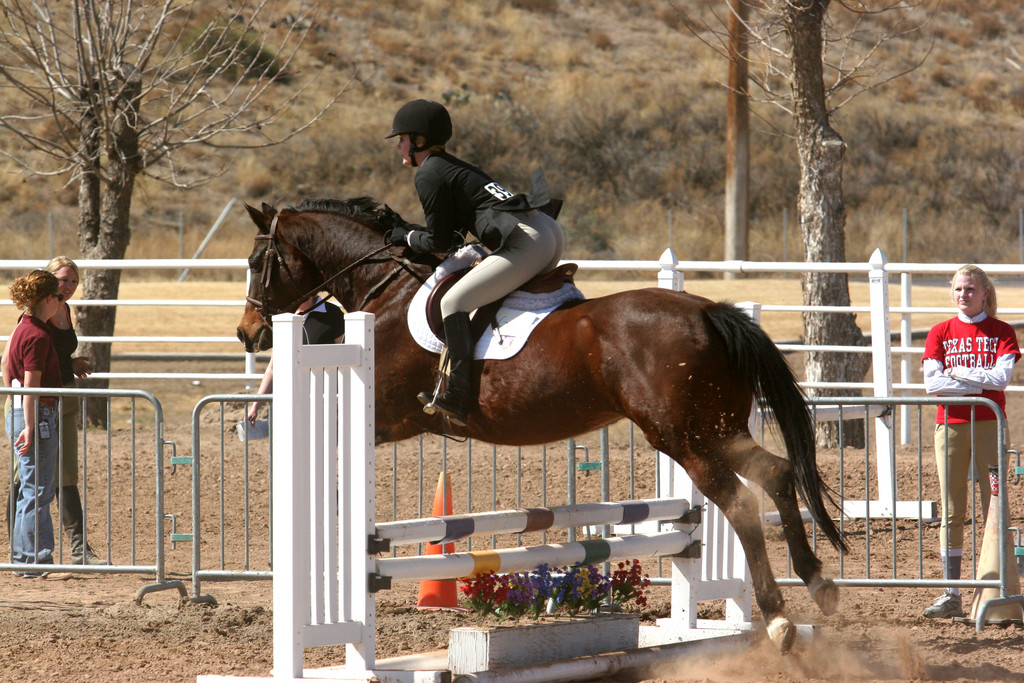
[10,270,59,311]
[45,256,80,278]
[950,264,997,317]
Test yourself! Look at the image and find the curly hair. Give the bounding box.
[10,269,59,311]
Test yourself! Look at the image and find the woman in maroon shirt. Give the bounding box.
[6,270,64,576]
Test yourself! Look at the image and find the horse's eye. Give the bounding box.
[248,248,264,272]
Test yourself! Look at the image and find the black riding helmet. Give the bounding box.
[385,99,452,167]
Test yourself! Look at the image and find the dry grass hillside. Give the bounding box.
[0,0,1021,274]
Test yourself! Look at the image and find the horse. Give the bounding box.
[236,197,847,653]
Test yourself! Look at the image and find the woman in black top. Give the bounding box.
[2,256,97,565]
[385,99,565,427]
[43,257,99,564]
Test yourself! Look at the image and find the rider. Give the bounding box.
[385,99,565,427]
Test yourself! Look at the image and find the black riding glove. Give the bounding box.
[379,204,407,230]
[389,225,410,247]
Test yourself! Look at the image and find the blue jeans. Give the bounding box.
[7,405,58,564]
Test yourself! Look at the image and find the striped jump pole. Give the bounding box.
[376,497,694,546]
[378,530,693,582]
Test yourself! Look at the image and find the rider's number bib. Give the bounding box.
[484,182,514,201]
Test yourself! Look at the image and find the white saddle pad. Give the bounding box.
[407,245,585,360]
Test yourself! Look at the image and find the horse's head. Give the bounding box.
[237,196,427,352]
[237,202,322,352]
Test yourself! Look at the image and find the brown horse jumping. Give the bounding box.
[236,197,846,653]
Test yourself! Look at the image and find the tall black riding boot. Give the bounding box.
[60,485,102,565]
[423,312,475,427]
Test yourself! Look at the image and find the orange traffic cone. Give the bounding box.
[968,467,1023,625]
[416,472,461,610]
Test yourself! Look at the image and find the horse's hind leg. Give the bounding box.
[722,435,839,617]
[674,450,799,653]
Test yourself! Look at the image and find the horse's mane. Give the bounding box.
[278,195,439,267]
[284,196,385,231]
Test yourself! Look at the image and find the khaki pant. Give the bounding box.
[933,420,1000,551]
[441,210,565,317]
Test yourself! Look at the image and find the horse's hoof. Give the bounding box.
[808,576,839,616]
[766,616,797,654]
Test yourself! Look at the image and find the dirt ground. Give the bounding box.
[2,350,1024,682]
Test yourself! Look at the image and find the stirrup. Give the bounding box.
[419,372,444,412]
[428,396,468,428]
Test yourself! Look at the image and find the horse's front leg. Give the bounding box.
[680,454,797,653]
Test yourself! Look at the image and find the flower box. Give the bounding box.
[448,612,640,675]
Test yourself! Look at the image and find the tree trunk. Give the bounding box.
[786,0,871,447]
[76,67,142,426]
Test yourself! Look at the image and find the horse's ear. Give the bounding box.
[244,202,273,235]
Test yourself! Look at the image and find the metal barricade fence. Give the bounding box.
[0,386,182,601]
[188,394,273,603]
[769,396,1023,627]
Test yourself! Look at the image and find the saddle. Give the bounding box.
[425,262,580,342]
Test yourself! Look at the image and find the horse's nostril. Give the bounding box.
[256,328,273,352]
[237,328,257,353]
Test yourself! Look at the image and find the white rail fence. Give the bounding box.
[2,250,1022,400]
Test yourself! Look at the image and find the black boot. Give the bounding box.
[423,312,475,427]
[60,486,103,565]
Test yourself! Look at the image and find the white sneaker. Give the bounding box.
[922,591,963,618]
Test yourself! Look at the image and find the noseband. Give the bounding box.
[245,214,419,325]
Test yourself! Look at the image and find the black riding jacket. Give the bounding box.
[408,152,556,255]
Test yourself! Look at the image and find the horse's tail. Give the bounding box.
[704,302,848,553]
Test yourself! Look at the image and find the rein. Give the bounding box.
[247,214,427,321]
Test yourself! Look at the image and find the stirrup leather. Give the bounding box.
[420,348,449,413]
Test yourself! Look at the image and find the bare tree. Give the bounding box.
[684,0,925,444]
[0,1,344,421]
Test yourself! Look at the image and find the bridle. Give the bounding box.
[245,213,426,324]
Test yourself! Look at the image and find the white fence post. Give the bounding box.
[344,312,376,672]
[658,248,684,291]
[268,311,375,680]
[656,252,751,630]
[870,249,897,507]
[272,313,308,679]
[842,250,936,519]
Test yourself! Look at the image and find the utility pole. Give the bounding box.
[724,0,750,279]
